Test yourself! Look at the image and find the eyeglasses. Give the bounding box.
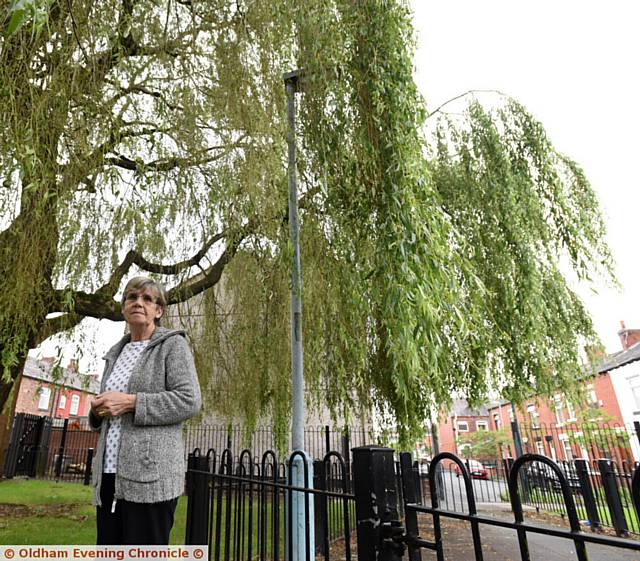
[124,292,157,304]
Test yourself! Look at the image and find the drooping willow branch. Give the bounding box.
[44,183,321,337]
[426,89,508,121]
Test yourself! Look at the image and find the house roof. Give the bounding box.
[23,357,101,394]
[598,342,640,374]
[449,398,489,417]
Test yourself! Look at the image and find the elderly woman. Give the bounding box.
[89,276,201,545]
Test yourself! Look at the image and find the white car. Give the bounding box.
[455,459,489,479]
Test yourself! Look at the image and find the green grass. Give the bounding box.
[0,479,187,545]
[574,503,639,532]
[0,478,351,555]
[505,486,640,533]
[0,479,92,505]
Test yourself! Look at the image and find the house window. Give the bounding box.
[554,396,565,425]
[58,395,66,409]
[559,435,573,461]
[38,387,51,410]
[586,384,598,405]
[457,421,469,432]
[527,405,539,428]
[476,421,488,431]
[535,441,545,456]
[627,375,640,411]
[70,394,80,416]
[493,413,501,430]
[566,400,576,422]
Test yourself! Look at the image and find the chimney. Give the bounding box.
[618,321,640,351]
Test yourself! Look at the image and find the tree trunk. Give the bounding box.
[0,193,59,465]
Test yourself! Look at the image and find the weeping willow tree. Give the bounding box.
[1,0,614,445]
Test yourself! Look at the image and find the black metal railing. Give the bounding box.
[415,453,640,537]
[400,452,640,561]
[184,447,356,561]
[182,423,373,463]
[519,421,638,466]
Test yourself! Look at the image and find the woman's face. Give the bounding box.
[122,288,163,329]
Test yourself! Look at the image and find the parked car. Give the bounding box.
[455,459,489,479]
[524,462,580,492]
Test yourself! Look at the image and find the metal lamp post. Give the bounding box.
[284,69,305,453]
[284,68,314,559]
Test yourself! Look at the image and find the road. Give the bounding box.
[418,469,510,511]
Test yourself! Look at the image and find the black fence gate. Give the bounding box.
[2,413,51,478]
[2,414,95,482]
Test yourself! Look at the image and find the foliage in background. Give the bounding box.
[567,407,632,457]
[457,427,512,460]
[0,0,614,445]
[430,100,615,407]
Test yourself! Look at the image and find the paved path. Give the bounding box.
[418,509,640,561]
[474,519,640,561]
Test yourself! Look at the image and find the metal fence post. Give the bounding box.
[598,458,629,537]
[313,459,328,557]
[185,450,211,545]
[575,459,601,532]
[399,453,421,561]
[54,418,69,478]
[83,448,94,486]
[324,425,330,457]
[342,429,352,494]
[352,445,404,561]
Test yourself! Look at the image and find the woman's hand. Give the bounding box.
[92,391,137,418]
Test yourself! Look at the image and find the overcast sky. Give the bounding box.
[411,0,640,353]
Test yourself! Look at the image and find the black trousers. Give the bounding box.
[97,473,178,545]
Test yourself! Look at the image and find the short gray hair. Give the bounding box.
[121,277,168,325]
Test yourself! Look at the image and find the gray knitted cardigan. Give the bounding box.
[89,327,202,506]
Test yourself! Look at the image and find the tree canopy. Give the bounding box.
[0,0,614,443]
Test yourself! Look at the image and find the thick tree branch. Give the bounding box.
[105,230,226,292]
[60,125,176,189]
[105,80,185,112]
[35,312,85,346]
[166,226,251,304]
[45,189,321,335]
[49,229,228,319]
[104,140,246,173]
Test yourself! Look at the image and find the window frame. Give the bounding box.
[37,387,51,410]
[627,374,640,411]
[69,394,80,416]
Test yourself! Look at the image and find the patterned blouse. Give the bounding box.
[103,340,149,473]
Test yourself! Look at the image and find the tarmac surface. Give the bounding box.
[415,507,640,561]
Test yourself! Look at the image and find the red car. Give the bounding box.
[454,459,489,479]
